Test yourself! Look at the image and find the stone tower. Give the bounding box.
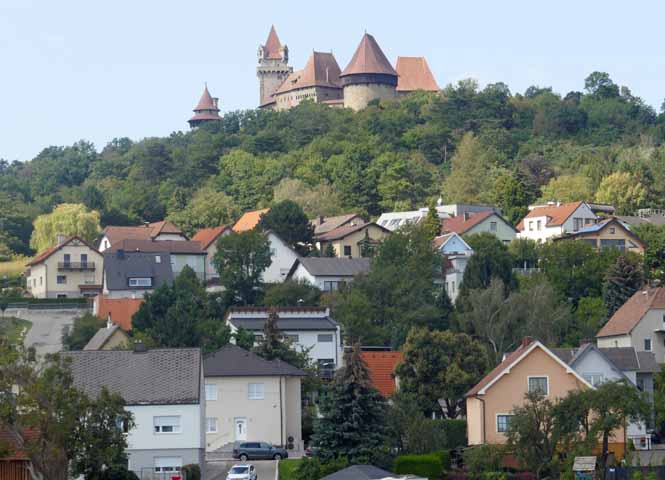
[188,84,222,129]
[340,33,398,111]
[257,25,292,107]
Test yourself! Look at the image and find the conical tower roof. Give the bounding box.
[341,33,397,77]
[193,84,219,112]
[262,25,283,60]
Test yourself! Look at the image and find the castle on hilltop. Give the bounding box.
[187,26,440,127]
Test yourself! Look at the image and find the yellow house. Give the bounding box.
[83,323,130,350]
[25,236,103,299]
[555,217,645,255]
[314,222,391,258]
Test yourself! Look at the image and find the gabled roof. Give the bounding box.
[551,344,658,375]
[204,344,305,377]
[27,236,99,266]
[395,56,440,92]
[65,348,201,405]
[83,324,128,350]
[193,85,219,112]
[101,221,185,247]
[0,428,39,460]
[103,251,174,291]
[597,288,665,338]
[289,257,371,277]
[441,211,516,235]
[233,208,270,232]
[107,239,205,254]
[312,213,365,235]
[340,33,397,77]
[262,25,284,60]
[360,351,402,397]
[96,296,144,331]
[557,217,645,247]
[191,226,230,249]
[320,465,394,480]
[517,201,589,230]
[314,222,389,242]
[432,232,473,252]
[275,52,342,95]
[227,307,338,332]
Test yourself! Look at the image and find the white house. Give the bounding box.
[98,221,187,252]
[287,257,371,292]
[191,225,232,283]
[263,232,300,284]
[66,347,205,477]
[226,307,343,373]
[203,344,305,452]
[433,232,473,302]
[517,201,597,243]
[377,203,501,232]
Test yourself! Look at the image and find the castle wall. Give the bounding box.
[343,83,396,111]
[274,86,343,110]
[257,61,292,106]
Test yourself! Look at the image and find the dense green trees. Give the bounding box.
[30,203,100,252]
[258,200,313,253]
[62,313,105,351]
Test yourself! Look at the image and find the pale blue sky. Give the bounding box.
[1,0,663,161]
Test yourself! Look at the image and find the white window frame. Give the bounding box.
[206,417,218,434]
[205,383,218,401]
[154,456,182,472]
[317,334,333,343]
[153,415,181,434]
[527,375,549,396]
[283,334,299,343]
[583,373,604,387]
[129,277,152,287]
[496,413,513,433]
[644,337,652,352]
[490,221,497,232]
[248,383,265,400]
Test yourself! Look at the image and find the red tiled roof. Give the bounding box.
[441,211,498,235]
[516,201,586,231]
[27,236,98,266]
[193,85,219,112]
[96,296,144,331]
[233,209,270,232]
[275,51,342,95]
[341,33,397,77]
[262,25,283,60]
[395,56,440,92]
[191,226,230,249]
[314,222,389,241]
[361,351,403,397]
[466,338,535,397]
[102,222,184,247]
[106,239,204,254]
[597,288,665,338]
[0,428,39,460]
[432,233,455,250]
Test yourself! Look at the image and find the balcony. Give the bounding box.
[58,262,96,271]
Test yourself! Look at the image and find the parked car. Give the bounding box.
[226,464,258,480]
[233,442,289,461]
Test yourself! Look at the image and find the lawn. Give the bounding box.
[0,316,31,345]
[278,459,302,480]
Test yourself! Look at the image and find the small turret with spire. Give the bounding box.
[257,25,292,107]
[188,83,222,129]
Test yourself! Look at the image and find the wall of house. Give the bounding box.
[154,233,187,242]
[560,204,597,233]
[628,309,665,363]
[101,330,130,350]
[574,227,645,255]
[262,233,299,284]
[597,335,633,349]
[518,218,563,243]
[466,216,516,245]
[171,254,206,280]
[290,265,354,292]
[104,289,153,299]
[439,236,471,255]
[466,397,484,446]
[327,225,390,258]
[284,377,303,450]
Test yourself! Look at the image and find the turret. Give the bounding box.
[188,84,222,129]
[257,25,293,108]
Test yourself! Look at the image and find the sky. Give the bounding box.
[1,0,663,162]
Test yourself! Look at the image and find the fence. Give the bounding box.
[606,466,665,480]
[0,461,30,480]
[138,468,190,480]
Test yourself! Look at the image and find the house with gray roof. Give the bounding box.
[203,344,305,452]
[102,250,174,299]
[65,347,205,476]
[226,307,343,373]
[320,465,423,480]
[287,257,371,292]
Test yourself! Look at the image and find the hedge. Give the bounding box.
[441,419,467,449]
[0,297,90,307]
[394,452,449,480]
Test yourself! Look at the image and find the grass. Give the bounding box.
[278,459,302,480]
[0,316,31,345]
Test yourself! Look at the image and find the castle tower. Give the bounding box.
[257,25,292,107]
[188,84,222,129]
[340,33,398,111]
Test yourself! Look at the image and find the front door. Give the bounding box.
[235,417,247,441]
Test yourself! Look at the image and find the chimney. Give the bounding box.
[56,234,67,245]
[318,215,325,224]
[144,222,150,227]
[106,313,113,329]
[463,212,470,221]
[133,341,148,353]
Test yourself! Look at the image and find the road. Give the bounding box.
[9,308,87,356]
[207,460,277,480]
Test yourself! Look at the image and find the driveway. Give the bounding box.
[207,460,276,480]
[10,308,87,356]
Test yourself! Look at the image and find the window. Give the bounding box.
[63,254,71,265]
[155,255,161,264]
[600,239,625,252]
[56,275,67,284]
[80,253,87,264]
[644,338,652,351]
[128,277,152,287]
[536,220,542,231]
[528,376,549,395]
[490,221,497,232]
[343,245,352,257]
[153,416,181,434]
[248,383,265,400]
[609,227,616,234]
[318,334,333,343]
[497,415,512,433]
[39,276,43,286]
[205,384,218,401]
[583,373,604,386]
[283,334,299,343]
[529,221,534,231]
[206,417,218,433]
[154,457,182,473]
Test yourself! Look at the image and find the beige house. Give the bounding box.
[314,222,391,258]
[555,217,645,255]
[203,344,305,453]
[83,323,130,350]
[191,225,232,282]
[26,236,103,298]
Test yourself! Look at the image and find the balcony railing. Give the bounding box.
[58,262,96,271]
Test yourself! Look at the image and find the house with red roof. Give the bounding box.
[25,236,103,299]
[441,210,517,245]
[314,222,391,259]
[98,221,187,252]
[0,428,38,480]
[516,201,597,243]
[360,351,403,397]
[191,226,232,282]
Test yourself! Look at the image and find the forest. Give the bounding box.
[1,70,665,258]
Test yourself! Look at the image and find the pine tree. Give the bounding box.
[323,243,336,257]
[421,204,441,239]
[603,254,644,317]
[253,309,309,369]
[312,344,387,462]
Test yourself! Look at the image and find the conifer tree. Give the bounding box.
[421,204,441,239]
[603,254,644,317]
[253,309,309,369]
[313,344,387,462]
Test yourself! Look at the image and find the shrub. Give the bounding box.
[99,466,140,480]
[394,453,444,480]
[482,473,508,480]
[441,419,467,449]
[182,464,201,480]
[463,444,507,479]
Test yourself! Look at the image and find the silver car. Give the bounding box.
[226,464,258,480]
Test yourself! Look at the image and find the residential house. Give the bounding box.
[597,288,665,363]
[517,201,598,243]
[83,322,130,350]
[376,204,500,232]
[226,307,343,373]
[441,211,517,245]
[65,347,205,477]
[311,214,365,236]
[98,221,187,251]
[191,225,232,282]
[360,350,403,398]
[203,344,305,452]
[102,251,173,299]
[554,217,645,254]
[436,204,502,218]
[25,236,103,299]
[106,239,206,281]
[93,295,144,331]
[432,232,473,302]
[233,209,270,233]
[314,223,390,258]
[618,208,665,228]
[287,257,371,292]
[0,428,37,480]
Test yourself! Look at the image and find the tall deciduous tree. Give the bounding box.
[263,280,322,307]
[632,223,665,281]
[539,175,593,203]
[62,313,105,351]
[29,203,100,252]
[595,172,647,215]
[167,186,238,237]
[259,200,314,254]
[603,254,644,317]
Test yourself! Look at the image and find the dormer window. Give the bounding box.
[129,278,152,287]
[155,255,161,264]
